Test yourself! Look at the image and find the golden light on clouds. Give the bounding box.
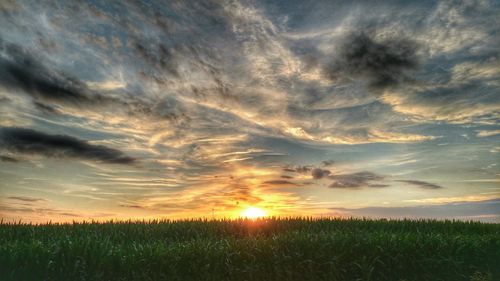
[1,0,498,224]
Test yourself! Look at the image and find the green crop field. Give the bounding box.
[1,218,499,281]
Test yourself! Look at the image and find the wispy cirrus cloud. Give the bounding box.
[0,0,498,222]
[476,130,500,138]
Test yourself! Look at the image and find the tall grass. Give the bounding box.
[1,217,498,281]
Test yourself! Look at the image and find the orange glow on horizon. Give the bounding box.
[240,207,267,219]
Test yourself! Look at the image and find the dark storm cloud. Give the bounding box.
[328,171,384,188]
[325,32,420,90]
[396,180,443,189]
[0,40,187,122]
[0,40,110,107]
[0,155,19,162]
[0,127,135,164]
[311,168,331,179]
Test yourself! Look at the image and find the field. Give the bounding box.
[1,218,499,281]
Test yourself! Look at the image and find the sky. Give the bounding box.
[0,0,499,223]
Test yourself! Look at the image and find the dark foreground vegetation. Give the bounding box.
[0,218,499,281]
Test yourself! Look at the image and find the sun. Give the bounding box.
[241,207,267,219]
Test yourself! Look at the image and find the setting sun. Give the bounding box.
[241,207,267,219]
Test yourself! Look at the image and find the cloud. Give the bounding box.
[0,0,498,222]
[284,165,334,180]
[311,168,331,179]
[325,173,443,190]
[322,160,335,167]
[404,194,500,204]
[119,204,146,209]
[284,166,312,174]
[396,180,443,189]
[328,171,385,188]
[0,127,135,164]
[0,40,188,123]
[33,101,60,115]
[0,198,118,222]
[132,42,180,78]
[368,184,390,188]
[8,196,46,202]
[324,32,420,90]
[0,40,109,107]
[330,199,500,223]
[285,125,435,144]
[86,80,127,91]
[476,130,500,138]
[280,164,443,191]
[0,204,83,218]
[0,155,18,162]
[285,165,392,186]
[382,81,500,124]
[262,180,298,186]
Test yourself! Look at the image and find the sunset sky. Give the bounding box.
[0,0,499,223]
